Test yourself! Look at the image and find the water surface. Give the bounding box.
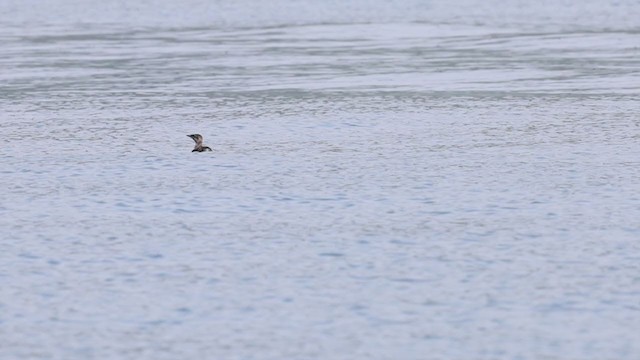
[1,1,639,359]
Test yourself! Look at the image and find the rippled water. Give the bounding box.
[1,1,640,359]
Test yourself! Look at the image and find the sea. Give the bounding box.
[1,1,639,359]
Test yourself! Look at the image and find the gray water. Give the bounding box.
[1,1,640,359]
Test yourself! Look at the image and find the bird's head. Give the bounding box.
[187,134,203,144]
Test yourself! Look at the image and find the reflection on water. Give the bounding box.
[1,1,639,359]
[3,23,639,101]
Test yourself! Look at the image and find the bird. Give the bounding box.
[187,134,212,152]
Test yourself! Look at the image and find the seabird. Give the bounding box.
[187,134,212,152]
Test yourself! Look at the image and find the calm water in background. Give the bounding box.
[1,1,639,359]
